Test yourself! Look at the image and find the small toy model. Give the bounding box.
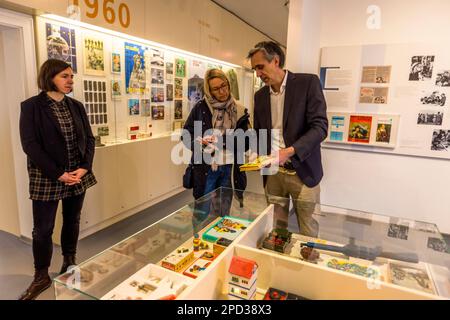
[263,287,287,300]
[262,228,292,253]
[227,256,258,300]
[300,246,320,262]
[183,258,211,279]
[200,251,215,261]
[193,233,201,252]
[300,237,418,263]
[161,247,194,272]
[202,216,251,243]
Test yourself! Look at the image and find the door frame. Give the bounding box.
[0,7,37,238]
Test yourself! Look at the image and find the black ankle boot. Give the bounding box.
[59,255,76,275]
[18,269,52,300]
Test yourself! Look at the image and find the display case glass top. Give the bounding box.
[54,187,450,300]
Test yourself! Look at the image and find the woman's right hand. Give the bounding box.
[58,172,81,185]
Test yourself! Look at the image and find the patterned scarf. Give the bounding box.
[206,95,237,134]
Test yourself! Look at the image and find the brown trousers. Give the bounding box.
[265,169,320,237]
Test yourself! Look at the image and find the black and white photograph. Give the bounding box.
[387,223,409,240]
[427,237,448,253]
[431,129,450,151]
[150,48,164,67]
[417,111,443,125]
[420,90,446,106]
[435,70,450,87]
[151,68,164,85]
[409,55,434,81]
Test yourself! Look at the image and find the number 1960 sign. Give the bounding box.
[73,0,131,28]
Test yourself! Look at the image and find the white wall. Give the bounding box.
[287,0,450,233]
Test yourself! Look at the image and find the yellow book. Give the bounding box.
[239,156,273,172]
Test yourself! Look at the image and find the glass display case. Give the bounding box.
[54,187,450,300]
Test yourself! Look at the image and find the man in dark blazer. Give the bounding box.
[248,41,328,237]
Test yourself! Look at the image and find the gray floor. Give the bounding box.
[0,190,193,300]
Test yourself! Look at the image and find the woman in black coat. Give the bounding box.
[183,68,250,201]
[18,59,97,300]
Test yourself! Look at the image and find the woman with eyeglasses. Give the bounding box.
[183,68,250,203]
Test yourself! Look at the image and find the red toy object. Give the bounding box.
[263,287,287,300]
[228,256,258,280]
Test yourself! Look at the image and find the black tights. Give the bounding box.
[32,193,85,270]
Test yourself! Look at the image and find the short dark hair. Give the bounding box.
[38,59,72,92]
[247,41,285,69]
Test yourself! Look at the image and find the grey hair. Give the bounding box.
[247,41,285,68]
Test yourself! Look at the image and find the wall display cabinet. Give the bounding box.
[54,188,450,300]
[36,15,246,148]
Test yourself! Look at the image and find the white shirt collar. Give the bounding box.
[270,70,288,95]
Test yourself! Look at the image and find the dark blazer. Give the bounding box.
[253,71,328,188]
[19,91,95,180]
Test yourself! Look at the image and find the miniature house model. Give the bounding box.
[227,256,258,300]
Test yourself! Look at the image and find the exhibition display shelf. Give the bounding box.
[54,188,450,300]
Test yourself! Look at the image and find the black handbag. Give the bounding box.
[183,164,193,189]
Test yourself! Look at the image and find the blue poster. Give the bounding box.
[125,42,146,94]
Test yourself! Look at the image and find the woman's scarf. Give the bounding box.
[205,95,237,134]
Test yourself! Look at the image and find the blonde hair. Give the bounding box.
[203,68,231,100]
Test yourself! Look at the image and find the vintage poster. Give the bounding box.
[409,55,434,81]
[83,37,104,76]
[151,87,164,102]
[151,68,164,85]
[175,58,186,77]
[188,75,204,110]
[46,23,77,73]
[175,78,183,99]
[359,87,389,104]
[330,115,346,142]
[361,66,391,83]
[174,100,183,120]
[226,69,240,100]
[111,52,121,74]
[166,62,174,81]
[149,48,164,67]
[348,115,372,143]
[141,99,151,117]
[128,98,140,116]
[166,84,174,101]
[152,105,165,120]
[125,42,147,94]
[188,59,205,110]
[111,80,122,99]
[375,118,393,143]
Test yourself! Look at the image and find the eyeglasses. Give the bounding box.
[210,83,229,93]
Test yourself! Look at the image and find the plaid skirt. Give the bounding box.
[28,166,97,201]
